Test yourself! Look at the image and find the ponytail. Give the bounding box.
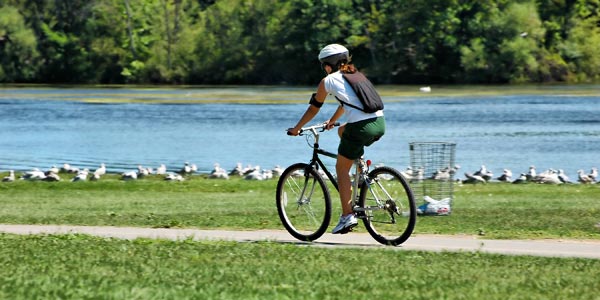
[339,63,357,74]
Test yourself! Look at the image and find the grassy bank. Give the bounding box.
[1,174,599,299]
[1,173,599,240]
[0,234,599,299]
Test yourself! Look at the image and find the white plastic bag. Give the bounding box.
[418,196,451,216]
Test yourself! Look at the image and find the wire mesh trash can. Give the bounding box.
[408,142,457,215]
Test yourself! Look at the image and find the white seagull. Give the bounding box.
[156,164,167,175]
[431,168,451,180]
[496,169,513,182]
[229,163,245,176]
[47,165,60,174]
[121,170,138,181]
[262,169,274,180]
[400,166,413,180]
[164,172,185,181]
[44,171,61,182]
[557,169,571,183]
[463,172,486,184]
[532,170,561,184]
[209,163,229,179]
[179,162,194,175]
[137,165,149,178]
[21,168,46,181]
[588,167,598,182]
[242,164,256,176]
[526,165,537,181]
[2,170,15,182]
[577,170,594,184]
[272,165,284,177]
[244,166,264,180]
[432,165,460,181]
[512,173,528,184]
[71,168,89,182]
[473,165,493,181]
[60,163,72,173]
[93,163,106,178]
[413,167,425,181]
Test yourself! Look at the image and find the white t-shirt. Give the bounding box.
[323,71,384,123]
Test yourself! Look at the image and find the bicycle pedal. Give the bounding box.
[339,225,357,234]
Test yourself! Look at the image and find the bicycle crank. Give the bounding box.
[385,200,399,224]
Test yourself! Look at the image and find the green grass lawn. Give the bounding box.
[1,173,600,299]
[1,172,599,240]
[0,234,599,300]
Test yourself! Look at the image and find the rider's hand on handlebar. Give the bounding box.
[324,120,335,130]
[287,128,300,136]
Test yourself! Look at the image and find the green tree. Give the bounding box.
[1,0,599,84]
[536,0,574,50]
[560,17,600,82]
[460,1,546,83]
[189,0,252,83]
[0,5,40,82]
[89,0,158,83]
[84,0,131,83]
[141,0,203,83]
[367,0,495,83]
[38,1,98,82]
[267,0,372,84]
[190,0,308,84]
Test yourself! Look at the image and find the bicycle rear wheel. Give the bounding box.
[276,163,332,242]
[358,166,416,246]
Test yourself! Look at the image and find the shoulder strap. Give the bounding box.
[334,95,364,111]
[342,71,369,85]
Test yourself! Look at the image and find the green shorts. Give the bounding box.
[338,117,385,160]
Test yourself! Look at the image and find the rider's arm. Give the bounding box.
[288,80,327,135]
[326,105,345,129]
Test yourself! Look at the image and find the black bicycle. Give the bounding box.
[276,123,416,246]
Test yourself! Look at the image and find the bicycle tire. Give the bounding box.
[358,166,416,246]
[276,163,332,242]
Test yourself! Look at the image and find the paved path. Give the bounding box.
[0,224,598,259]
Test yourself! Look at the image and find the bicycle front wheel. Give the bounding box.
[358,166,416,246]
[276,163,332,242]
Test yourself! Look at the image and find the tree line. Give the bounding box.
[1,0,599,85]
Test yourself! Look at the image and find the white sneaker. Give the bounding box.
[332,214,358,234]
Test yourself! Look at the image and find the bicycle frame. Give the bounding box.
[302,125,372,211]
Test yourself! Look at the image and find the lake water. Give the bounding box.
[0,86,599,181]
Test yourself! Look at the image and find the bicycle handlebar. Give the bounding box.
[291,122,340,136]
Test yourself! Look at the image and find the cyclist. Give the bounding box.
[287,44,385,234]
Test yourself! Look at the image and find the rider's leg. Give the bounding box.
[336,154,354,215]
[332,153,358,234]
[337,123,345,138]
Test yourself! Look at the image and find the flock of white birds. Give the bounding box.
[459,165,599,185]
[400,164,599,185]
[3,162,598,185]
[1,162,285,183]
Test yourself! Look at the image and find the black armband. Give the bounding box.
[309,93,323,108]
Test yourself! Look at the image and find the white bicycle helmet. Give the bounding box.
[318,44,350,67]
